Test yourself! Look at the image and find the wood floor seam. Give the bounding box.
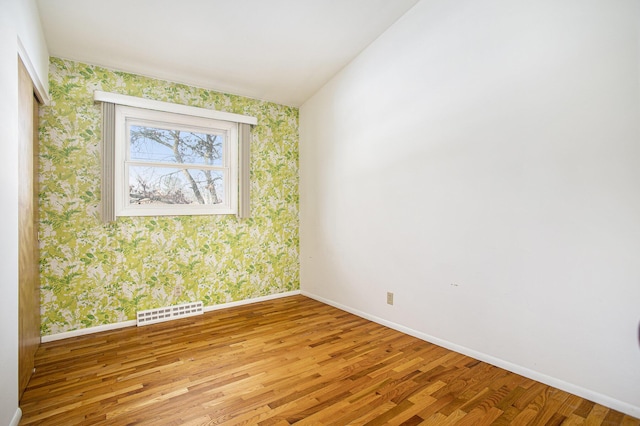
[19,295,639,425]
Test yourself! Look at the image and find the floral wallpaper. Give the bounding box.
[39,58,299,336]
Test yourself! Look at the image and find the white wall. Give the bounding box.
[17,0,49,102]
[0,0,48,424]
[0,0,21,423]
[300,0,640,417]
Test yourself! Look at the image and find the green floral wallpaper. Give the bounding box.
[39,58,299,336]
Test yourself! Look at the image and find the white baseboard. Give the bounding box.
[41,290,302,343]
[301,291,640,419]
[203,290,301,312]
[41,320,137,343]
[10,407,21,426]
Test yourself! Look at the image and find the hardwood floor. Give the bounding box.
[20,296,639,425]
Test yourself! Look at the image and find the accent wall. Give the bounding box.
[40,58,299,336]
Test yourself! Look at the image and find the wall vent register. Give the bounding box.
[136,301,203,326]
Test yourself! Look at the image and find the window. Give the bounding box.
[95,91,255,221]
[115,106,238,216]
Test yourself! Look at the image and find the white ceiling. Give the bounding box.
[36,0,420,107]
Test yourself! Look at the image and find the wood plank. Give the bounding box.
[18,57,40,400]
[19,296,639,425]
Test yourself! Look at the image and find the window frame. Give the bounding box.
[114,106,239,217]
[95,91,256,222]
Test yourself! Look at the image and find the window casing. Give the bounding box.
[114,106,238,216]
[96,91,255,222]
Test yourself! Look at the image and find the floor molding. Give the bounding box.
[41,320,137,343]
[41,290,301,343]
[203,290,301,313]
[301,290,640,419]
[9,407,21,426]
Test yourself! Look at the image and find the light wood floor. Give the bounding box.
[20,295,639,425]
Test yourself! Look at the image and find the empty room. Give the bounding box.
[1,0,639,425]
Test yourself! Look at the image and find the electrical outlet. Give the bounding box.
[386,292,394,305]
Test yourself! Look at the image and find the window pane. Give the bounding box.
[129,125,224,166]
[129,166,224,205]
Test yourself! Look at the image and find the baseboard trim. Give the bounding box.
[10,407,21,426]
[203,290,301,313]
[41,320,137,343]
[41,290,302,343]
[301,291,640,419]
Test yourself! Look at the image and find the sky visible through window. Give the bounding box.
[128,125,225,205]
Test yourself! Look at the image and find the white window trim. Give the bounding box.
[94,91,257,125]
[115,106,238,216]
[96,91,256,220]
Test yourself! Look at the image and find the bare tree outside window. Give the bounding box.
[128,126,225,205]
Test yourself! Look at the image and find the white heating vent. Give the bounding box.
[136,301,203,326]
